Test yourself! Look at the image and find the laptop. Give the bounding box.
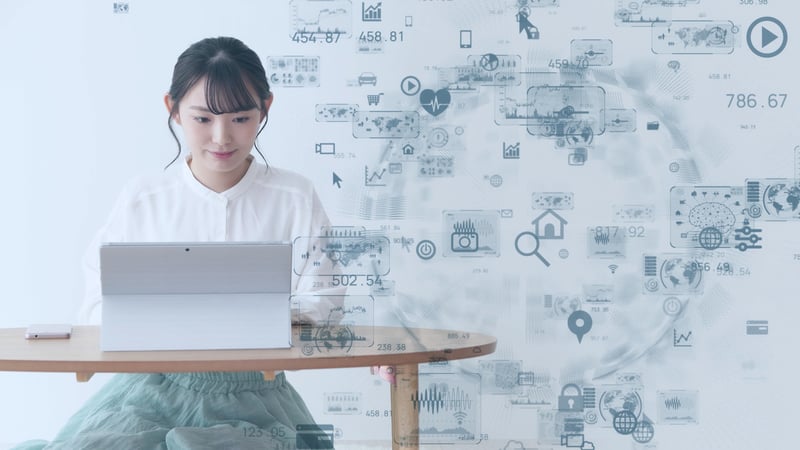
[100,241,292,351]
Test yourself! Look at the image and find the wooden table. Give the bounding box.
[0,325,496,449]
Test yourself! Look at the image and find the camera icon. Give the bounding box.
[451,231,479,252]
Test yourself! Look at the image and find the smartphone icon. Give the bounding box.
[460,30,472,48]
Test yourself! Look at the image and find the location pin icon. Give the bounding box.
[567,310,593,343]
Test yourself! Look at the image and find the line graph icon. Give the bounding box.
[290,0,352,38]
[672,328,692,347]
[364,165,387,186]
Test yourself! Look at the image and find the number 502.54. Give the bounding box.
[330,274,382,287]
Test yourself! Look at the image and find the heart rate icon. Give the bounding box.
[419,88,451,116]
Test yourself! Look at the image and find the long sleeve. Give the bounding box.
[77,183,132,325]
[291,188,347,325]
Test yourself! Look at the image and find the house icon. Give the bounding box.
[531,209,567,239]
[402,144,415,155]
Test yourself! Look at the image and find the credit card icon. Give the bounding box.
[296,424,334,449]
[745,320,768,335]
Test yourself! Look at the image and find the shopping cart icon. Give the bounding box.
[367,92,384,105]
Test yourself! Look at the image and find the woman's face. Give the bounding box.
[167,77,270,187]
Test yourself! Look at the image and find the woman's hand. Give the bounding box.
[370,365,396,384]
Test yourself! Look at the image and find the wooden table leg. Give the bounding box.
[75,372,94,382]
[390,363,419,449]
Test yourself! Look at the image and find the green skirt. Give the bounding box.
[12,371,317,450]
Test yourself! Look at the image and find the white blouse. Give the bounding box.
[79,156,341,325]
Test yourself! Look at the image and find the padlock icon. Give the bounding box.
[558,384,584,411]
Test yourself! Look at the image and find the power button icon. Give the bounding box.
[416,240,436,260]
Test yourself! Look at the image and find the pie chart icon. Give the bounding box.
[747,16,787,58]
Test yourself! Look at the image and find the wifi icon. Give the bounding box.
[453,410,467,425]
[608,264,619,274]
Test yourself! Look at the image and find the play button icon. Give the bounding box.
[400,75,421,96]
[747,16,787,58]
[762,27,778,47]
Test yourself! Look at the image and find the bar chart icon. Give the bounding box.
[503,142,520,159]
[362,2,381,22]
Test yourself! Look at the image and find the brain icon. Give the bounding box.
[687,202,735,234]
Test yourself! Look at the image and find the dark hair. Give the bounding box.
[165,36,271,169]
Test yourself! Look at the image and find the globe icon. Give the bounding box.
[765,183,800,216]
[659,257,701,289]
[612,409,638,435]
[698,226,723,250]
[632,419,655,443]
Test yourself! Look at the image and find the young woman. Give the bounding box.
[13,36,344,450]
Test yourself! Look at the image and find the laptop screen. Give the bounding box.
[99,241,293,351]
[100,242,292,295]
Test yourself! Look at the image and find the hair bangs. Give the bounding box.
[204,58,260,115]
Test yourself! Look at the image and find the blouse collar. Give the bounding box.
[180,154,264,201]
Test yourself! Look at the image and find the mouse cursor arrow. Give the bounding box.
[518,12,534,34]
[332,172,342,188]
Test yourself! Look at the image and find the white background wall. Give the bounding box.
[0,0,796,448]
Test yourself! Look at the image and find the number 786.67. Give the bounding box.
[726,93,786,109]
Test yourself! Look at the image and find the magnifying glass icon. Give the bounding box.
[515,231,550,267]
